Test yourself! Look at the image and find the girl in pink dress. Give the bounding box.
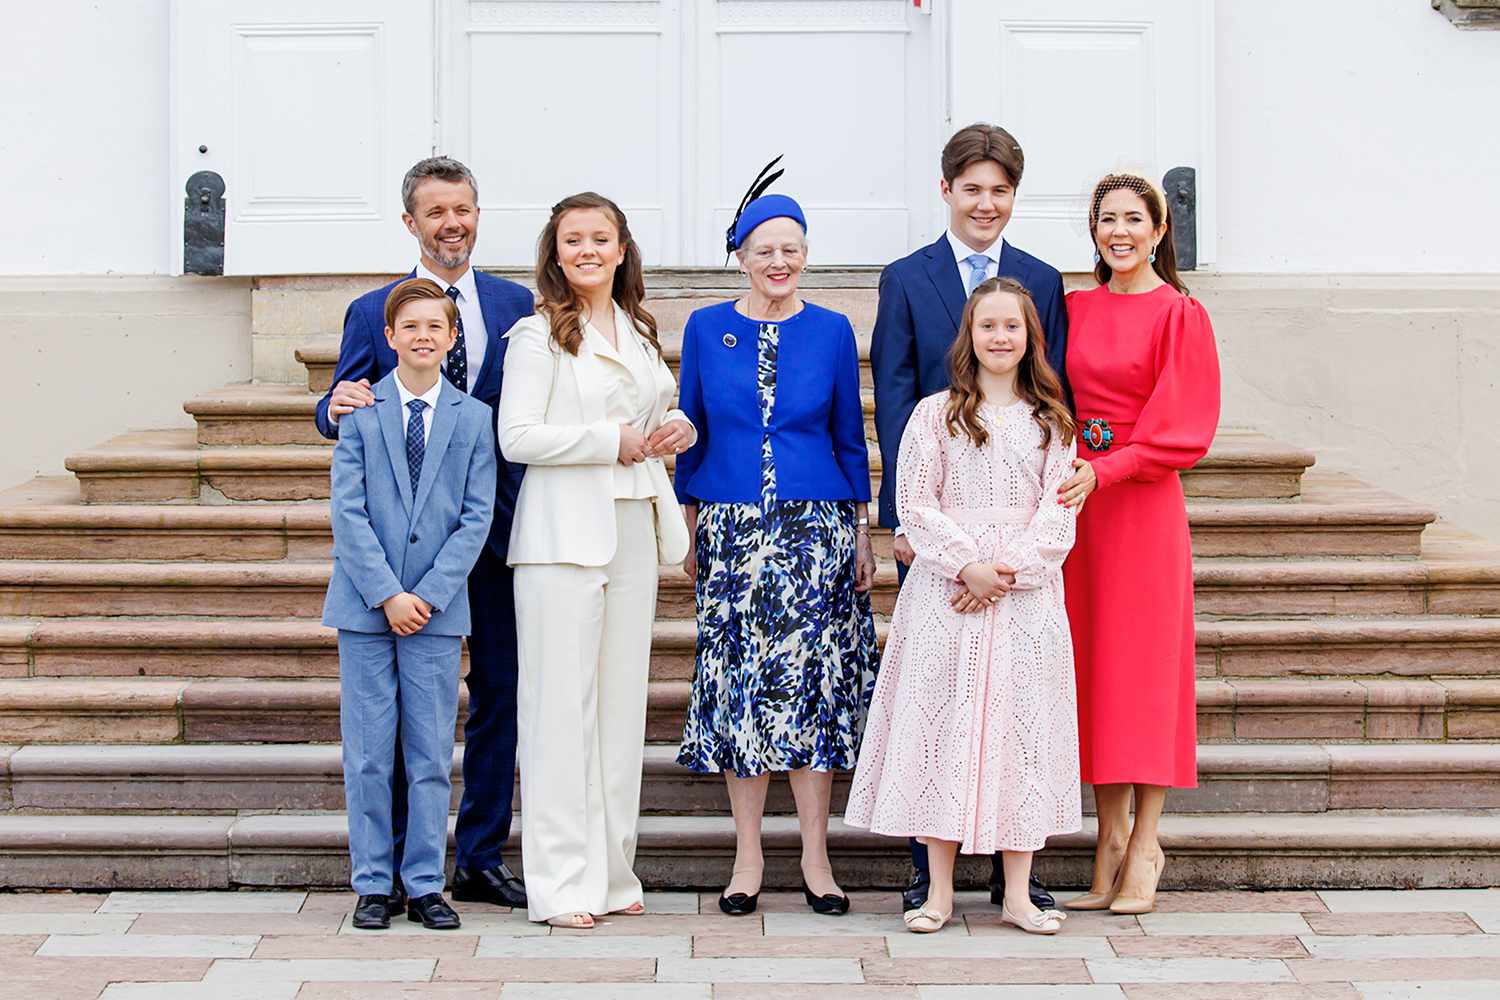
[1056,174,1221,916]
[845,277,1080,935]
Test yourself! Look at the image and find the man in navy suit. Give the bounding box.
[870,124,1069,915]
[317,156,533,910]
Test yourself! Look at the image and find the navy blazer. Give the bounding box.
[870,234,1069,531]
[322,372,496,636]
[674,300,870,504]
[315,268,533,559]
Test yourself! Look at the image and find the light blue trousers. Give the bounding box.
[338,629,461,897]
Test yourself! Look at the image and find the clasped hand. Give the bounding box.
[952,561,1018,614]
[383,592,432,636]
[618,419,693,465]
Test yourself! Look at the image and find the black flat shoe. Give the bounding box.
[407,892,462,930]
[902,870,931,913]
[989,872,1056,911]
[802,882,850,916]
[452,863,527,908]
[352,894,391,930]
[718,891,760,916]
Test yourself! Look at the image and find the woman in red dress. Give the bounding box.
[1056,173,1220,914]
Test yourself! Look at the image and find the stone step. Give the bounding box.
[7,741,1499,816]
[5,614,1498,684]
[184,381,883,449]
[3,672,1498,745]
[2,547,1493,620]
[0,473,1438,561]
[64,428,1314,504]
[1,809,1497,890]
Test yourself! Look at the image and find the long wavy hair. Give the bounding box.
[1089,172,1189,295]
[944,276,1075,450]
[534,192,661,357]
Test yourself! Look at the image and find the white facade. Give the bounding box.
[4,0,1497,276]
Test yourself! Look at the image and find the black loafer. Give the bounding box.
[802,882,850,916]
[989,873,1056,911]
[902,871,930,912]
[718,891,760,916]
[352,893,392,930]
[452,863,527,908]
[407,892,462,930]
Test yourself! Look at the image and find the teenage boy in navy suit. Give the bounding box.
[325,278,496,930]
[871,123,1069,914]
[316,157,532,911]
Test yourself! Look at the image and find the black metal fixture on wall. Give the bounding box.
[1162,166,1196,270]
[184,171,226,276]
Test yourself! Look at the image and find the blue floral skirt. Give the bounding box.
[676,499,880,777]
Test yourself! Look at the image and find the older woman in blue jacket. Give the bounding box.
[675,194,878,917]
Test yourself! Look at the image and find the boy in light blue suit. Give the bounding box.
[323,278,496,931]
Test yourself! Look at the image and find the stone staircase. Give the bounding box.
[3,272,1500,892]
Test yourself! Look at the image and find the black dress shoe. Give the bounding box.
[352,894,392,930]
[989,872,1056,911]
[387,886,408,917]
[902,870,931,912]
[802,882,850,916]
[718,890,760,916]
[407,892,462,930]
[452,864,527,908]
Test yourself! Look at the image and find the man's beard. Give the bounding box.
[423,232,472,270]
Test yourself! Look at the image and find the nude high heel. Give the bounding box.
[1109,848,1167,915]
[1065,856,1126,911]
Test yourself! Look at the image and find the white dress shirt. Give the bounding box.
[416,261,486,392]
[393,370,443,446]
[587,321,661,500]
[946,229,1005,290]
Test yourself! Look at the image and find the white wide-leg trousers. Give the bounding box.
[514,498,658,922]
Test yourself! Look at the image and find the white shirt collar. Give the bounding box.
[393,371,443,412]
[414,261,477,303]
[945,228,1004,267]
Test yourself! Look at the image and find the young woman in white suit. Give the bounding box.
[498,192,695,928]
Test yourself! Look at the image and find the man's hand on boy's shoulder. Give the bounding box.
[383,592,432,636]
[329,378,376,423]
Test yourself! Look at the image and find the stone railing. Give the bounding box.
[1433,0,1500,28]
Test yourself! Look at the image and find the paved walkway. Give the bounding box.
[3,888,1500,998]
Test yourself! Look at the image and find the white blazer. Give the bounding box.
[499,305,692,568]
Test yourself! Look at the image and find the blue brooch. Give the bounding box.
[1081,418,1114,451]
[722,332,737,348]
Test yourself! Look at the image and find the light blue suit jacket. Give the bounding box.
[322,371,497,636]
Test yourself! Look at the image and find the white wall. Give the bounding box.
[1215,0,1500,272]
[0,2,171,275]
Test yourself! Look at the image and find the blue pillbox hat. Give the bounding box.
[732,194,807,251]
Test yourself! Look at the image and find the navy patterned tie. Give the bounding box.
[406,399,427,493]
[443,286,469,391]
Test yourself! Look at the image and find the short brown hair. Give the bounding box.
[941,124,1025,187]
[383,277,457,330]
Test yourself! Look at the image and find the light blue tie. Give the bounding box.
[963,253,990,296]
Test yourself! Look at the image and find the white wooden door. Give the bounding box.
[173,1,435,275]
[441,0,941,266]
[948,0,1214,271]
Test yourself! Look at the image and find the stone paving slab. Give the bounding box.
[300,987,500,999]
[1298,933,1500,958]
[436,957,657,982]
[918,990,1125,1000]
[1087,957,1296,983]
[693,934,888,958]
[338,910,547,936]
[1288,957,1500,982]
[100,985,299,1000]
[100,890,306,913]
[1118,987,1357,999]
[658,957,865,983]
[884,933,1114,958]
[202,958,435,982]
[0,913,135,934]
[1107,934,1310,958]
[36,933,258,957]
[1152,891,1329,913]
[1316,890,1500,913]
[1302,912,1484,935]
[1354,983,1500,999]
[477,934,689,957]
[713,987,919,1000]
[1139,912,1315,936]
[254,934,480,958]
[0,892,106,912]
[0,934,42,955]
[499,987,709,999]
[128,911,345,935]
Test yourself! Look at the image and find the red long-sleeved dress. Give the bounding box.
[1062,284,1221,788]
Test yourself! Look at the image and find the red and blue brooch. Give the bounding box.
[1081,418,1115,451]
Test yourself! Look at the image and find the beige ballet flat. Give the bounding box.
[1110,848,1167,915]
[1065,859,1125,911]
[546,911,595,929]
[1001,901,1067,935]
[902,905,952,933]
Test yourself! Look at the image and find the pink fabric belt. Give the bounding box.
[942,506,1033,526]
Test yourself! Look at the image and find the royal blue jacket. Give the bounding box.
[674,300,871,505]
[314,268,533,559]
[870,234,1069,531]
